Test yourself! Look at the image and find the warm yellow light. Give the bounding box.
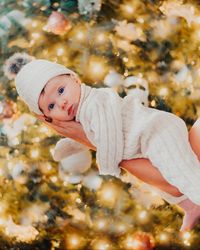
[182,231,191,240]
[124,235,143,249]
[76,30,86,40]
[65,233,86,249]
[30,149,39,158]
[102,189,114,200]
[50,176,58,183]
[31,32,41,39]
[46,163,52,170]
[124,4,134,14]
[39,125,49,133]
[116,222,126,233]
[182,231,192,246]
[158,87,169,96]
[32,21,38,28]
[96,219,107,229]
[123,57,129,62]
[92,240,110,250]
[96,33,107,43]
[151,100,156,107]
[97,183,119,208]
[70,236,79,246]
[138,210,147,219]
[12,138,20,145]
[91,62,104,74]
[32,137,40,143]
[87,57,108,81]
[159,232,169,242]
[56,47,65,56]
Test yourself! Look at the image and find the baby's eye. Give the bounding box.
[58,87,64,94]
[48,103,54,110]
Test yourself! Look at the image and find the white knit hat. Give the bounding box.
[15,59,77,115]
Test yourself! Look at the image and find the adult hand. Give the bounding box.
[33,113,96,150]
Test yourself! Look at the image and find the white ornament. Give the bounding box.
[121,172,164,208]
[123,76,149,106]
[82,170,102,190]
[53,138,89,161]
[104,71,124,88]
[59,150,92,174]
[78,0,102,15]
[5,216,39,242]
[59,170,83,184]
[8,162,27,184]
[0,10,31,37]
[159,1,196,27]
[174,65,192,84]
[20,203,49,226]
[114,20,146,41]
[150,17,179,40]
[2,113,36,146]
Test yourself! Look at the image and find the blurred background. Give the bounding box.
[0,0,200,249]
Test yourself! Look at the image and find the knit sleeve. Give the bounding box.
[90,89,124,178]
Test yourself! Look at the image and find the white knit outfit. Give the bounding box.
[76,83,200,206]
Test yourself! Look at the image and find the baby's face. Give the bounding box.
[38,74,81,121]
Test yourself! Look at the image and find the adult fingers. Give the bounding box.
[52,119,78,128]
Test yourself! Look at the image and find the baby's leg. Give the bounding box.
[179,118,200,231]
[120,158,183,197]
[189,118,200,161]
[121,117,200,231]
[144,115,200,231]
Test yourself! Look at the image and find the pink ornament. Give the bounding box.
[46,11,71,35]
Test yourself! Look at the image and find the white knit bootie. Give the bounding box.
[123,76,149,106]
[53,138,89,161]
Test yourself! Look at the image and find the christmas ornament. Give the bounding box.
[22,0,51,12]
[121,172,164,209]
[20,203,49,226]
[150,17,180,40]
[104,71,124,88]
[59,150,92,174]
[53,137,89,161]
[0,10,30,38]
[174,65,192,85]
[159,1,197,27]
[131,232,155,250]
[114,20,146,41]
[45,11,71,35]
[4,216,39,242]
[2,113,36,146]
[123,76,149,106]
[3,52,34,80]
[0,100,16,119]
[78,0,102,16]
[59,170,83,184]
[82,170,103,190]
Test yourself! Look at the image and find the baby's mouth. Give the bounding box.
[68,105,74,116]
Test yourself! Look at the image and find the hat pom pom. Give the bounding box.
[3,52,35,80]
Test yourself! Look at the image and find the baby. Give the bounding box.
[15,59,200,230]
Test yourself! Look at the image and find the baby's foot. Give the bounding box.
[178,198,200,231]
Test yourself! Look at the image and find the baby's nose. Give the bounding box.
[58,99,67,109]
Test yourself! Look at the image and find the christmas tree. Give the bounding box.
[1,0,200,249]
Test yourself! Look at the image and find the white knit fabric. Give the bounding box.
[76,83,200,205]
[76,84,123,178]
[15,59,77,115]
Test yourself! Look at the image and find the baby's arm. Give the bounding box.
[90,89,123,177]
